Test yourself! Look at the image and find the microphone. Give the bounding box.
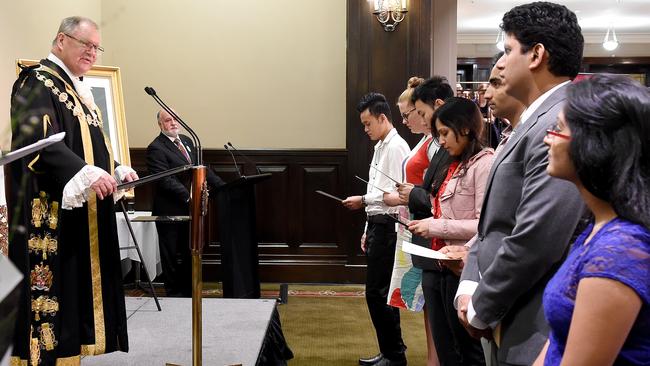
[224,144,242,178]
[144,86,203,165]
[227,142,262,175]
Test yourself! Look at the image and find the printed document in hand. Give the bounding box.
[402,241,459,261]
[0,132,65,166]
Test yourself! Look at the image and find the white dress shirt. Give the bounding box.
[364,128,410,220]
[455,80,571,329]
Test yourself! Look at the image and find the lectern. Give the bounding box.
[216,173,270,298]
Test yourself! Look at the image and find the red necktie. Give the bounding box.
[174,138,191,163]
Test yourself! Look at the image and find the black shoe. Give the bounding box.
[359,353,384,365]
[375,357,407,366]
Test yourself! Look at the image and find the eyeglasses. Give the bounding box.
[546,123,571,140]
[64,33,104,53]
[401,107,416,121]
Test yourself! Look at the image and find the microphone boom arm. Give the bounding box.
[145,87,203,165]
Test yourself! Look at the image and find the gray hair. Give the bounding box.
[52,16,99,46]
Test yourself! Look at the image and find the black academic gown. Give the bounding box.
[7,59,128,365]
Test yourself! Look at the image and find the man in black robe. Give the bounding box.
[7,16,137,365]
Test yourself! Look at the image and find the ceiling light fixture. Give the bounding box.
[603,27,619,51]
[495,30,505,51]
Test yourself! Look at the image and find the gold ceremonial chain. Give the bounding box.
[35,71,102,128]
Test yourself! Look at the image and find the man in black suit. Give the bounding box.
[146,109,224,296]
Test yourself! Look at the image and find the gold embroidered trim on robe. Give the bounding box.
[30,192,48,228]
[32,295,59,321]
[28,234,58,261]
[9,357,27,366]
[55,355,81,366]
[38,322,57,351]
[48,202,59,230]
[77,98,106,355]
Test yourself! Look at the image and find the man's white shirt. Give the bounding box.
[363,128,410,227]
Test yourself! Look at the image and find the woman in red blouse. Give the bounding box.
[385,76,441,366]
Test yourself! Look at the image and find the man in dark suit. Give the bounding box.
[146,109,224,296]
[450,3,586,365]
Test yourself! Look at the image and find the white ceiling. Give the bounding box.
[457,0,650,42]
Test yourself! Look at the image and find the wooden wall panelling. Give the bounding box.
[128,148,363,283]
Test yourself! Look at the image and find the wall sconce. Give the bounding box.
[495,30,505,51]
[372,0,408,32]
[602,27,619,51]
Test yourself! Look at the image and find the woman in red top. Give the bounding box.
[408,97,493,366]
[385,77,441,366]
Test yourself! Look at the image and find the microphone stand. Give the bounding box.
[145,87,202,165]
[224,144,243,178]
[227,142,262,175]
[145,86,207,366]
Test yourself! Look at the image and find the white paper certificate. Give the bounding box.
[402,241,460,261]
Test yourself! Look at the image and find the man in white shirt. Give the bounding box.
[452,3,585,365]
[343,93,410,366]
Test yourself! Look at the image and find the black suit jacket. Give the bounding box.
[146,133,224,216]
[408,146,453,270]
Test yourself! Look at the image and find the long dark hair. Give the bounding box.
[432,97,485,176]
[565,74,650,228]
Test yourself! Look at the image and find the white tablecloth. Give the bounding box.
[115,211,162,278]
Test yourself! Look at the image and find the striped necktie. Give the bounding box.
[174,138,192,163]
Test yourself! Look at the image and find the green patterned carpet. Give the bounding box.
[275,285,428,366]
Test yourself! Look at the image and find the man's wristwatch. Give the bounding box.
[361,195,366,206]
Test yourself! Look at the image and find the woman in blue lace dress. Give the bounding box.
[533,74,650,365]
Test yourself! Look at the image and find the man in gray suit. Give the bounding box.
[451,3,585,365]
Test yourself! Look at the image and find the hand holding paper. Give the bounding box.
[439,245,469,260]
[407,218,433,238]
[342,195,364,210]
[401,241,460,261]
[397,183,414,202]
[439,245,469,275]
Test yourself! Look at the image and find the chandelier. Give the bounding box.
[372,0,408,32]
[602,27,619,51]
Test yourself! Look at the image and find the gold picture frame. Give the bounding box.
[16,59,131,168]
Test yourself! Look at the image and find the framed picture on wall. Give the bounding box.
[15,59,131,167]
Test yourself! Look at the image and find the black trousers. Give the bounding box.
[155,221,191,297]
[365,216,406,361]
[422,269,485,366]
